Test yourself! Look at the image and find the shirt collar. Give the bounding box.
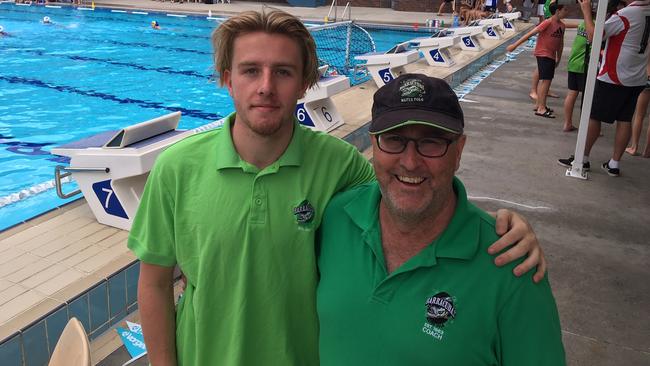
[213,112,304,172]
[344,177,481,266]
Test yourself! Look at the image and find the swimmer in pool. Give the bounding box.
[42,16,52,24]
[151,21,160,30]
[0,26,7,37]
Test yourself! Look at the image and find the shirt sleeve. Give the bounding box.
[127,157,177,267]
[603,14,624,39]
[536,19,551,33]
[341,147,375,191]
[497,276,566,366]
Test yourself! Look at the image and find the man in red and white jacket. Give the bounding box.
[559,0,650,176]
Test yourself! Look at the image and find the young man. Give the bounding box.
[508,3,569,118]
[563,0,595,132]
[559,0,650,177]
[317,75,565,365]
[130,10,546,366]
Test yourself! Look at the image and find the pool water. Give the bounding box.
[0,3,426,231]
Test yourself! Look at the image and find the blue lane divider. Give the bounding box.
[0,75,223,121]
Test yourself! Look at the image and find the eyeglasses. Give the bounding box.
[376,133,456,158]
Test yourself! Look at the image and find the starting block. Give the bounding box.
[478,18,505,40]
[355,41,420,88]
[295,65,350,132]
[409,35,460,67]
[448,26,487,52]
[52,112,194,230]
[500,12,521,33]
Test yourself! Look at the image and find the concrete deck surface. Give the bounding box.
[458,29,650,366]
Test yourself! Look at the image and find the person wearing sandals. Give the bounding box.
[559,0,650,177]
[508,3,568,119]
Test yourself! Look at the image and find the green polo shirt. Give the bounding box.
[317,178,565,366]
[128,112,374,365]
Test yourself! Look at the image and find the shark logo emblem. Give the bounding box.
[293,200,315,224]
[425,292,456,326]
[399,78,426,102]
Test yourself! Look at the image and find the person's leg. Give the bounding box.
[642,125,650,157]
[536,79,552,113]
[563,90,579,131]
[626,89,650,155]
[530,68,540,100]
[584,118,602,156]
[612,121,632,162]
[438,1,446,15]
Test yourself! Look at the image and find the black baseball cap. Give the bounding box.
[369,73,464,135]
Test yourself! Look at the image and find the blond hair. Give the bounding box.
[212,10,319,88]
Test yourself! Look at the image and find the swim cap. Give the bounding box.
[0,26,4,33]
[43,16,51,23]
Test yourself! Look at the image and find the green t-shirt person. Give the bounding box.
[568,21,590,73]
[317,179,565,366]
[544,0,553,19]
[128,112,375,365]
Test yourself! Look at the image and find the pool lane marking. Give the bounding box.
[0,75,223,121]
[3,6,216,32]
[0,176,73,209]
[112,10,127,13]
[132,12,148,15]
[167,14,188,18]
[14,49,211,79]
[468,196,552,211]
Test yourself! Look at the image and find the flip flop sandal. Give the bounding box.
[535,109,555,118]
[532,106,554,113]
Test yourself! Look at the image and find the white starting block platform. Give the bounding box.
[296,66,350,132]
[478,18,505,39]
[409,35,460,67]
[355,41,420,88]
[52,112,194,230]
[448,25,487,52]
[500,12,521,33]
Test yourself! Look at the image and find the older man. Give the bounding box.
[317,74,565,365]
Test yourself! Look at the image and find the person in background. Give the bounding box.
[562,0,594,132]
[559,0,650,177]
[625,62,650,157]
[507,3,569,119]
[438,0,454,16]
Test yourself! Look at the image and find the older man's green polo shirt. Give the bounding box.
[128,112,374,366]
[317,178,565,366]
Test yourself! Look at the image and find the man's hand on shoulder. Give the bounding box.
[487,209,547,283]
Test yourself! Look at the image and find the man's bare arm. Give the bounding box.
[138,262,177,366]
[487,210,547,283]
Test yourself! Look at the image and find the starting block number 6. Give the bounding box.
[296,103,334,128]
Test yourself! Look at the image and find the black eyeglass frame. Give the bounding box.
[375,133,457,158]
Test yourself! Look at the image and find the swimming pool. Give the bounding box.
[0,3,427,230]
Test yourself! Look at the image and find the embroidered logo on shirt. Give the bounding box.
[293,200,315,224]
[422,291,456,341]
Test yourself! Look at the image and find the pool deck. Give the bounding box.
[1,2,649,366]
